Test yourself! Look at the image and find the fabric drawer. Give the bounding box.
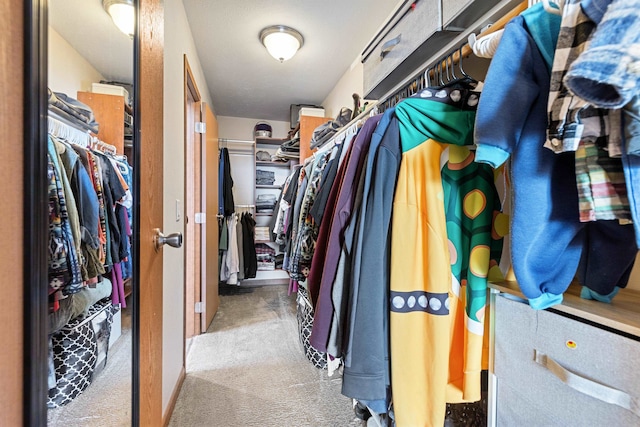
[494,294,640,426]
[442,0,474,26]
[363,0,441,98]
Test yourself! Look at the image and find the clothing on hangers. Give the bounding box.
[47,106,135,311]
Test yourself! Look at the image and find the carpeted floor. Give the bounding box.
[169,284,363,427]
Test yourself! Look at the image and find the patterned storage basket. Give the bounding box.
[296,286,327,370]
[47,299,115,408]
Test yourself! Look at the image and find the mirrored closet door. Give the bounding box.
[45,0,137,424]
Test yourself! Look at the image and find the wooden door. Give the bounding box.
[202,102,219,332]
[138,0,165,424]
[1,0,26,424]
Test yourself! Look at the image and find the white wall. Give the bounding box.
[217,116,290,140]
[320,57,364,119]
[162,0,214,413]
[48,26,105,97]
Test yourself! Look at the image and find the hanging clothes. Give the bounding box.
[218,147,235,216]
[390,86,496,426]
[475,12,637,309]
[289,151,331,281]
[220,214,240,284]
[241,212,257,279]
[341,109,399,413]
[306,136,356,307]
[48,136,84,296]
[309,115,382,352]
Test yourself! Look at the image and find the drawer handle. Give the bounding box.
[380,34,401,60]
[534,350,640,416]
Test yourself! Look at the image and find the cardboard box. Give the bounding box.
[299,107,325,118]
[92,83,129,101]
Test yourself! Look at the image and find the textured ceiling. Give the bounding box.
[182,0,399,121]
[49,0,399,122]
[49,0,134,84]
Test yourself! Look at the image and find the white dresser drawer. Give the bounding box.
[494,294,640,426]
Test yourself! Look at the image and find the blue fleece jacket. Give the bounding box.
[475,16,584,309]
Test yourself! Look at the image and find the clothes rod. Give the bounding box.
[315,101,379,151]
[218,138,255,144]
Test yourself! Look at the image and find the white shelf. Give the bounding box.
[256,160,292,168]
[240,269,289,286]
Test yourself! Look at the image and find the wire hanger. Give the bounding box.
[448,53,457,81]
[425,66,433,88]
[458,44,471,79]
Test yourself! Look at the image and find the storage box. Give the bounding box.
[493,294,640,426]
[290,103,322,128]
[299,107,325,119]
[91,83,129,101]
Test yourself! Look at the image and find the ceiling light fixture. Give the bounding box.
[259,25,304,63]
[103,0,135,38]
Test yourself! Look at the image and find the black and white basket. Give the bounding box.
[47,299,115,408]
[296,286,327,370]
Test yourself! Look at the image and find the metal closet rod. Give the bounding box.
[218,138,255,144]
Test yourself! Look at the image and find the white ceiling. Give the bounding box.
[182,0,398,121]
[49,0,399,122]
[49,0,134,84]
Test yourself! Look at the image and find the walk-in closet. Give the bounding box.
[5,0,640,425]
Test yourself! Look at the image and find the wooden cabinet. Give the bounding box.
[299,115,330,163]
[77,91,126,154]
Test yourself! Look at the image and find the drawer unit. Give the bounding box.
[363,0,441,99]
[443,0,474,27]
[493,294,640,426]
[362,0,523,100]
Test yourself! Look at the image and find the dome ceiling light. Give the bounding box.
[103,0,135,38]
[259,25,304,63]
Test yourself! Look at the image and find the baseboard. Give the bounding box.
[162,366,186,427]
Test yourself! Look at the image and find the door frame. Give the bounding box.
[23,0,50,423]
[184,56,203,342]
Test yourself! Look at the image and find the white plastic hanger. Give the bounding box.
[48,115,92,148]
[542,0,563,15]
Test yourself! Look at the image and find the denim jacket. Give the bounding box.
[565,0,640,155]
[580,0,614,24]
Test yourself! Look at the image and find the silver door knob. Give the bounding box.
[153,228,183,252]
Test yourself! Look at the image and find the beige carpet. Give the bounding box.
[169,285,363,427]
